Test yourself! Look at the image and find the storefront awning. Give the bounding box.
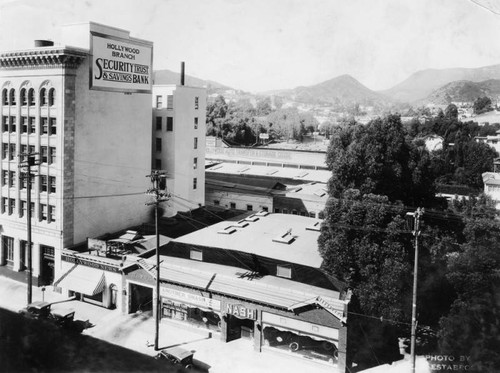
[58,265,106,296]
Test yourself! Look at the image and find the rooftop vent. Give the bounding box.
[218,226,237,234]
[237,166,250,173]
[266,170,278,175]
[231,221,249,228]
[256,210,269,217]
[243,215,259,222]
[272,229,295,244]
[314,190,326,197]
[306,222,321,232]
[296,171,309,178]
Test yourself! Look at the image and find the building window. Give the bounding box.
[214,200,220,206]
[28,117,35,133]
[1,143,7,159]
[247,204,253,211]
[1,197,7,214]
[156,95,163,109]
[3,236,14,265]
[190,249,203,261]
[28,89,34,106]
[20,89,27,106]
[48,89,55,106]
[193,157,198,169]
[19,240,29,270]
[8,144,15,161]
[1,89,7,105]
[155,159,162,170]
[2,116,7,132]
[41,146,48,163]
[41,118,48,134]
[262,206,269,212]
[292,210,298,215]
[194,137,198,149]
[8,171,16,188]
[230,202,236,209]
[40,204,48,221]
[194,117,198,129]
[40,175,47,192]
[194,97,199,109]
[193,177,197,190]
[309,211,316,218]
[156,117,162,131]
[318,211,325,219]
[1,171,7,186]
[40,88,47,106]
[10,116,16,133]
[277,265,292,279]
[166,117,173,131]
[20,200,26,217]
[49,205,56,223]
[49,176,56,193]
[49,118,56,135]
[282,209,288,214]
[49,147,56,164]
[167,95,173,109]
[21,117,28,133]
[156,138,162,152]
[9,89,16,106]
[300,211,306,216]
[8,198,15,215]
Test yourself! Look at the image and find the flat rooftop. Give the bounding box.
[173,212,324,268]
[206,162,331,184]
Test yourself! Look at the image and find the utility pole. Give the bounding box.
[407,208,424,373]
[18,152,40,306]
[145,170,169,351]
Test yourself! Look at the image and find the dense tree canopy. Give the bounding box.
[473,96,493,114]
[438,197,500,372]
[326,114,435,206]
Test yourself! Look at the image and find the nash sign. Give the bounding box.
[90,32,153,93]
[226,303,257,320]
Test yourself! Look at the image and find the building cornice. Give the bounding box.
[0,47,88,69]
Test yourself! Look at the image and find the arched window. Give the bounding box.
[1,89,7,105]
[20,88,27,106]
[40,88,47,106]
[48,88,55,106]
[9,89,16,105]
[28,88,35,106]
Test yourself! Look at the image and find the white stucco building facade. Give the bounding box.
[0,22,153,286]
[152,84,206,216]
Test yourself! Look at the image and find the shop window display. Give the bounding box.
[162,300,221,332]
[262,326,338,364]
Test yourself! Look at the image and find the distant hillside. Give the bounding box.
[273,74,390,106]
[382,64,500,103]
[153,69,233,95]
[422,79,500,105]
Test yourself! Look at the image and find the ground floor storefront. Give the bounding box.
[123,267,347,371]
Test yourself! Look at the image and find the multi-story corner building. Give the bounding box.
[152,84,206,215]
[0,22,153,286]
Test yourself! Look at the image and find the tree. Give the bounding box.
[438,198,500,372]
[444,104,458,121]
[206,95,228,138]
[325,114,436,206]
[473,96,493,114]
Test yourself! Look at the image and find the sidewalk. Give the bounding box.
[0,276,335,373]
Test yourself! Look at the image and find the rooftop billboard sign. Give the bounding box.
[90,32,153,93]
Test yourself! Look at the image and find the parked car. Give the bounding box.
[18,301,52,320]
[156,347,196,370]
[51,309,75,328]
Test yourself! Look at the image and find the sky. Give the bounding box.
[1,0,500,93]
